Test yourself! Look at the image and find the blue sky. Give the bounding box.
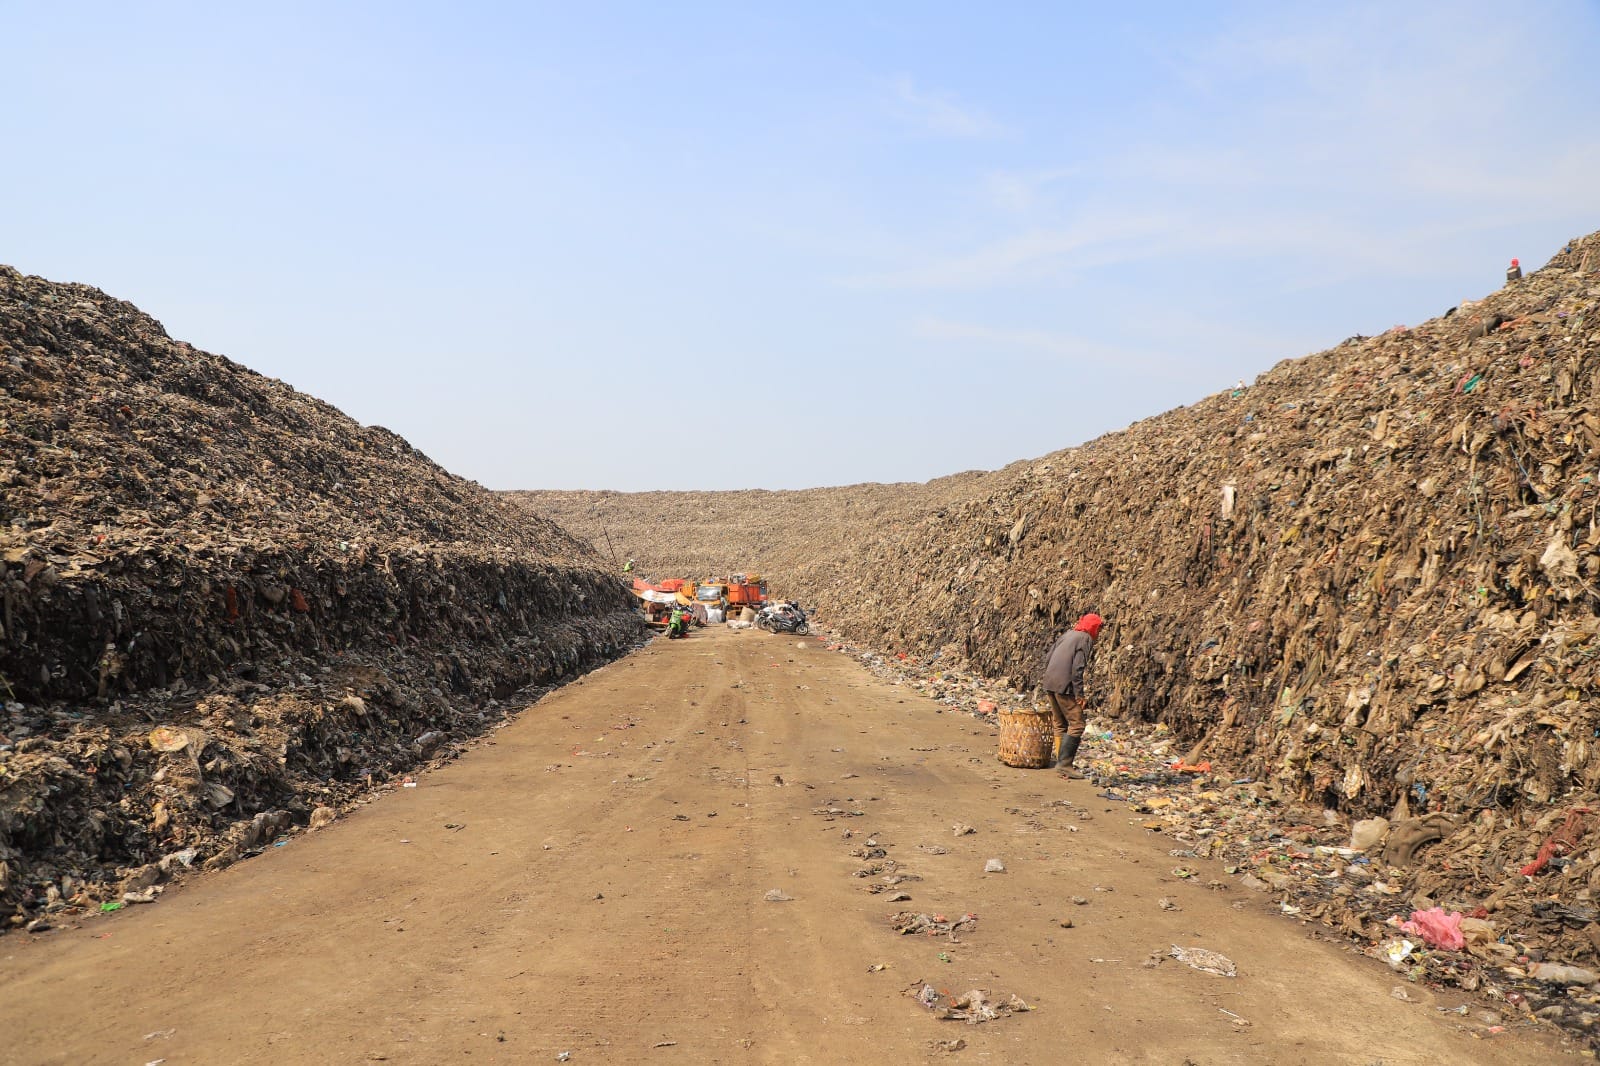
[6,2,1599,490]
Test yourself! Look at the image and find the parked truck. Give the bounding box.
[725,573,768,611]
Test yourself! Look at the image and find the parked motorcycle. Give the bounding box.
[757,602,809,636]
[667,607,691,639]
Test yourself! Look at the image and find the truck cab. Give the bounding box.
[695,583,729,610]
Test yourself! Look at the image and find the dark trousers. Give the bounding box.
[1046,692,1086,741]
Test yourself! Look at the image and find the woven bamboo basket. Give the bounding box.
[997,708,1054,768]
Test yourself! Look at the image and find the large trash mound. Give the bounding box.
[509,473,1000,592]
[807,233,1600,989]
[510,233,1600,1033]
[0,264,644,931]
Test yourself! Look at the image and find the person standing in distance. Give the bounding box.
[1041,613,1104,778]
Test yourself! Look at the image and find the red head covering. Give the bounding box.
[1074,613,1103,639]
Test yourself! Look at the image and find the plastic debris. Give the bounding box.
[1398,907,1465,951]
[1382,939,1416,968]
[1528,962,1598,987]
[909,983,1031,1025]
[1169,945,1236,977]
[888,911,978,940]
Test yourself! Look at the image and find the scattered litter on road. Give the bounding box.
[889,911,978,941]
[1169,945,1236,977]
[908,983,1030,1025]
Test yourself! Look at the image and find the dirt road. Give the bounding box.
[0,628,1564,1064]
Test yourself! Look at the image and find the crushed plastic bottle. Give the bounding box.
[1528,962,1598,986]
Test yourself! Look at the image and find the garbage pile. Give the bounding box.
[827,631,1600,1041]
[1084,724,1600,1039]
[508,475,996,585]
[811,230,1600,858]
[499,233,1600,1038]
[0,264,644,931]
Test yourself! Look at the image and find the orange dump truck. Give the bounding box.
[725,573,768,610]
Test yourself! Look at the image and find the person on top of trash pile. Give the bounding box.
[1040,612,1104,778]
[1506,258,1522,284]
[623,558,634,573]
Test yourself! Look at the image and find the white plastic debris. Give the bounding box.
[1169,945,1236,976]
[1382,938,1415,968]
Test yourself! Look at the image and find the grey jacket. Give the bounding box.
[1042,629,1093,696]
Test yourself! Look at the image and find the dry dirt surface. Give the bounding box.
[0,628,1565,1065]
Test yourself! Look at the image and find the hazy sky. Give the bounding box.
[6,2,1599,490]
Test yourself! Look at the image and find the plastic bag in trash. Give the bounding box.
[1399,907,1465,951]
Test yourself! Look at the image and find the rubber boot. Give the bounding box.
[1057,735,1086,779]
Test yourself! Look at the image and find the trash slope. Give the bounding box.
[0,265,644,931]
[507,472,1000,594]
[509,232,1600,1042]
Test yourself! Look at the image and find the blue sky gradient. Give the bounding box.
[6,2,1599,489]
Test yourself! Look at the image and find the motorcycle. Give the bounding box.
[667,608,691,639]
[757,602,809,636]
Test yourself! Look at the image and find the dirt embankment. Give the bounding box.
[0,265,644,931]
